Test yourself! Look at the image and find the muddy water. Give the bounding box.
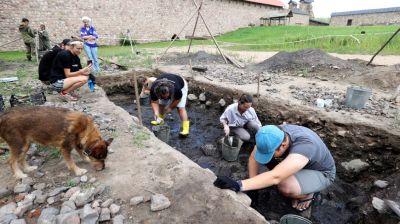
[109,91,398,224]
[107,93,368,224]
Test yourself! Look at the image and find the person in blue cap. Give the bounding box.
[214,124,336,211]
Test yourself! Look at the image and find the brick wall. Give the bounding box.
[0,0,283,51]
[330,12,400,26]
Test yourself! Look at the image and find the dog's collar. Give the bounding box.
[83,139,100,157]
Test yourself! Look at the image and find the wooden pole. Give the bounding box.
[257,73,260,102]
[187,11,201,53]
[367,27,400,66]
[133,73,143,126]
[35,35,39,63]
[191,0,228,64]
[158,3,203,61]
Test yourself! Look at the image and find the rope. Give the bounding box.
[0,37,23,48]
[217,31,396,47]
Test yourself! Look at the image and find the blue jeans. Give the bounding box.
[84,44,99,74]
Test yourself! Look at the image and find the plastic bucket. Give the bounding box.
[280,214,312,224]
[345,86,372,109]
[220,136,242,162]
[152,125,170,143]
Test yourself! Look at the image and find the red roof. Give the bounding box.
[245,0,285,7]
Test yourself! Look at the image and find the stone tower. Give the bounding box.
[299,0,314,18]
[288,0,298,10]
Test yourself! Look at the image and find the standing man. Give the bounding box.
[49,40,92,101]
[220,94,261,143]
[38,39,71,85]
[214,124,336,211]
[18,18,36,61]
[150,73,190,137]
[80,16,99,74]
[38,24,51,51]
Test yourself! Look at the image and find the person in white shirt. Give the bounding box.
[220,94,262,142]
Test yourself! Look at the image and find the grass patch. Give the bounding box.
[0,51,26,61]
[132,130,151,147]
[37,145,61,159]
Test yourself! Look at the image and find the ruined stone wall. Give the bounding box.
[0,0,282,51]
[289,14,310,25]
[330,12,400,26]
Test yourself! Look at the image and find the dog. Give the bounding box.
[0,106,113,179]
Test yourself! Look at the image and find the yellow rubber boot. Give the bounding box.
[179,120,190,137]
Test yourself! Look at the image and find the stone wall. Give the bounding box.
[289,14,309,25]
[330,12,400,26]
[0,0,283,51]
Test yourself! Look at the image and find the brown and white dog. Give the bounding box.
[0,106,113,179]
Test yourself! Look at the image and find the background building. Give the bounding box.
[0,0,284,51]
[330,7,400,26]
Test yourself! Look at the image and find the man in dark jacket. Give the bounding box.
[18,18,36,61]
[38,39,71,85]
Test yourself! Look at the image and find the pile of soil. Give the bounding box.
[159,51,226,65]
[250,48,368,78]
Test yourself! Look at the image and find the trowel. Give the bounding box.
[228,136,234,146]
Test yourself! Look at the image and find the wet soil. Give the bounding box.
[107,92,400,224]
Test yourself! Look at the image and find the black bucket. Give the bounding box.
[152,125,170,143]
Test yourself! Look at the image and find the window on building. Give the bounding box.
[347,19,353,26]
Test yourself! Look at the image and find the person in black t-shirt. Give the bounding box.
[150,73,190,136]
[49,40,92,101]
[38,39,71,85]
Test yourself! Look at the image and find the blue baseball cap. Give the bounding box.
[255,125,284,164]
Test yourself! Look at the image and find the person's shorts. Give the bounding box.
[294,168,335,195]
[50,79,64,93]
[159,78,188,108]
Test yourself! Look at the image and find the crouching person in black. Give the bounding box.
[38,38,71,85]
[49,40,92,101]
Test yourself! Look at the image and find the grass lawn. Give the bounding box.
[1,25,399,63]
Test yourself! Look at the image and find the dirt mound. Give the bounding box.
[251,48,366,75]
[160,51,226,65]
[346,64,400,91]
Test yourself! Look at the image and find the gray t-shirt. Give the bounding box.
[281,124,336,179]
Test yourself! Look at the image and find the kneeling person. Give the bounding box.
[49,40,92,101]
[214,125,336,211]
[220,94,261,143]
[150,73,189,136]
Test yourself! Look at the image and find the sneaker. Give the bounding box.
[59,93,78,102]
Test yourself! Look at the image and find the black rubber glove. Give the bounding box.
[213,176,241,192]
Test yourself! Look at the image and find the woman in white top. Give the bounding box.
[220,94,262,142]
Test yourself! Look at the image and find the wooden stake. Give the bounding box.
[188,10,201,53]
[367,27,400,66]
[159,3,203,61]
[192,0,228,64]
[133,72,143,126]
[257,73,260,102]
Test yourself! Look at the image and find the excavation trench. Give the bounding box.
[98,71,400,224]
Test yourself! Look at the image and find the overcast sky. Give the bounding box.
[310,0,400,18]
